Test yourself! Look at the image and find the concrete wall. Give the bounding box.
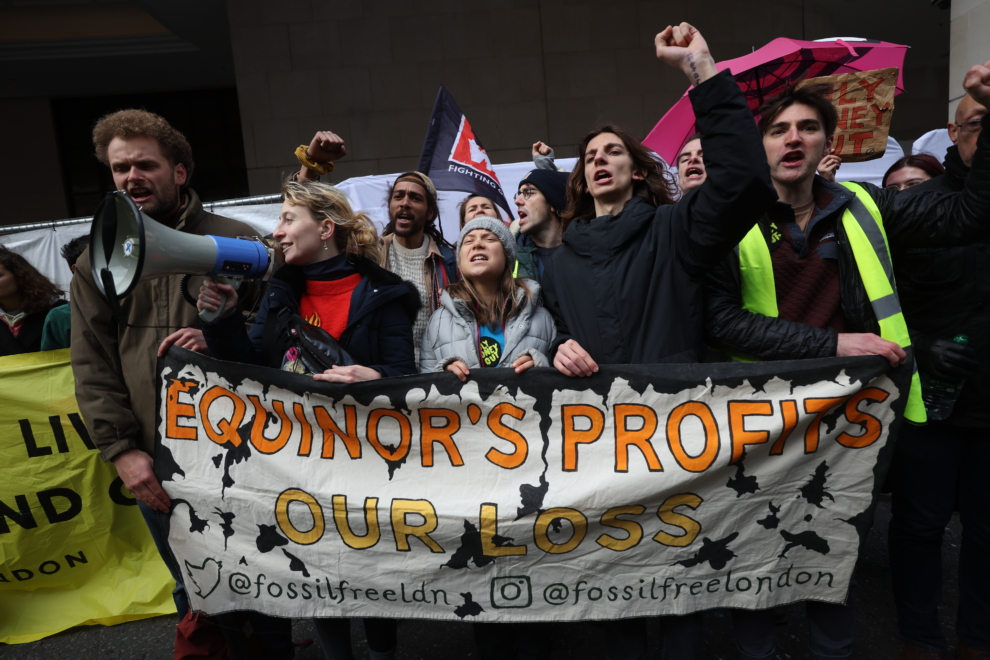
[0,98,69,226]
[228,0,952,195]
[949,0,990,120]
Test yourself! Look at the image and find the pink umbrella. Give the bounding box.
[642,37,908,165]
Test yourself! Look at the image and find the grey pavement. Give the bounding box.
[0,497,964,659]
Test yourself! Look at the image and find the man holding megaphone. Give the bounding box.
[69,110,293,657]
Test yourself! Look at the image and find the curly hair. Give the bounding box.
[0,248,63,314]
[60,235,90,270]
[282,179,382,263]
[561,125,679,229]
[92,109,195,182]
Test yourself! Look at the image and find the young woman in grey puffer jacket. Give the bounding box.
[420,216,556,378]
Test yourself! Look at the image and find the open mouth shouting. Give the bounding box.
[781,150,805,168]
[127,185,154,205]
[683,166,704,180]
[593,169,614,186]
[469,252,489,263]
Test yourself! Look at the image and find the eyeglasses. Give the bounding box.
[956,117,984,134]
[516,187,539,200]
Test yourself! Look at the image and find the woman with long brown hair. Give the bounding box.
[0,248,65,357]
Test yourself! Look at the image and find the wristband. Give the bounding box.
[295,145,335,175]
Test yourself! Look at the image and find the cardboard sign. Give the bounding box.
[156,348,910,621]
[799,67,898,162]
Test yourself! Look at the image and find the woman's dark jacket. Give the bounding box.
[203,256,420,377]
[0,300,66,357]
[704,116,990,365]
[540,70,777,365]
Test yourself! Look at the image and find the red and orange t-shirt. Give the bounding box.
[297,273,362,339]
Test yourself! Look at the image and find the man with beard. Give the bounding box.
[70,110,291,658]
[379,171,458,361]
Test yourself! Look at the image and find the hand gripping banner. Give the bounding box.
[156,348,909,622]
[0,350,174,644]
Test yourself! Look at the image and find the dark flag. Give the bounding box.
[418,86,513,218]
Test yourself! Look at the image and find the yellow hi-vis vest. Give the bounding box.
[735,181,927,424]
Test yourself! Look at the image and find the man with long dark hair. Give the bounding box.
[542,23,775,377]
[379,171,458,362]
[540,22,777,660]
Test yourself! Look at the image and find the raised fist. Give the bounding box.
[655,23,717,87]
[308,131,347,163]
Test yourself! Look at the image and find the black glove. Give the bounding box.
[914,335,981,382]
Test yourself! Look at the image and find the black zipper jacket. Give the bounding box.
[704,115,990,364]
[541,70,778,365]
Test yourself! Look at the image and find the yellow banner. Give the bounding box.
[0,349,175,644]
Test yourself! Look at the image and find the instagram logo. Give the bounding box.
[490,576,532,608]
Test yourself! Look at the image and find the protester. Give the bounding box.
[513,169,568,282]
[887,90,990,660]
[702,65,990,660]
[676,133,706,193]
[292,131,457,363]
[197,179,418,380]
[69,109,287,658]
[419,217,555,660]
[0,248,65,357]
[882,153,944,190]
[420,216,554,376]
[198,179,417,660]
[541,22,777,659]
[379,171,458,362]
[458,193,504,228]
[40,235,89,351]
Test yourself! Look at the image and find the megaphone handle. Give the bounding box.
[199,276,240,323]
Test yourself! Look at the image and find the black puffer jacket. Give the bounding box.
[541,70,777,365]
[203,256,420,377]
[896,145,990,428]
[704,115,990,362]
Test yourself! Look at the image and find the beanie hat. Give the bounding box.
[518,169,569,214]
[457,217,516,270]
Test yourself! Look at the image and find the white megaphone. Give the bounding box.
[89,191,275,323]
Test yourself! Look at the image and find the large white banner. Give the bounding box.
[156,348,908,622]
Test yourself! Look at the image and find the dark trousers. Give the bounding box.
[138,500,189,619]
[888,421,990,652]
[143,501,295,659]
[473,622,554,660]
[598,614,703,660]
[732,599,855,660]
[312,617,396,659]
